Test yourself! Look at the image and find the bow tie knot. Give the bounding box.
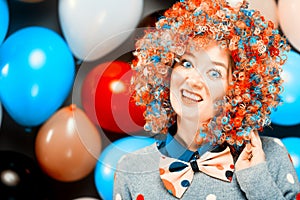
[159,146,234,198]
[190,160,200,172]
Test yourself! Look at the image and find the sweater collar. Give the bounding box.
[157,123,219,162]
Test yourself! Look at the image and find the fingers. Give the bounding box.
[239,143,253,161]
[235,133,265,171]
[248,131,265,163]
[249,131,262,148]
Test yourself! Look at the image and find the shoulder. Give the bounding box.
[260,136,287,152]
[116,143,161,173]
[260,136,290,161]
[259,136,300,188]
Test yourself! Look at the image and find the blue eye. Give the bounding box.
[207,69,222,79]
[181,60,193,68]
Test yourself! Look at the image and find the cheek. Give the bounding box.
[207,80,228,101]
[170,69,185,89]
[170,70,185,115]
[170,91,181,116]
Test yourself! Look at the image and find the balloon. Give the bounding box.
[270,50,300,126]
[142,0,176,18]
[0,101,2,127]
[0,26,75,127]
[0,151,45,199]
[138,9,166,28]
[281,137,300,178]
[226,0,278,27]
[18,0,44,2]
[35,104,102,182]
[81,61,145,134]
[247,0,278,27]
[278,0,300,51]
[8,0,61,35]
[94,136,155,200]
[0,0,9,45]
[58,0,143,61]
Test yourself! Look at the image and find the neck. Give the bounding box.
[174,116,203,151]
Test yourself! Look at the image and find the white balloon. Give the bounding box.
[278,0,300,52]
[248,0,278,27]
[226,0,278,27]
[59,0,143,61]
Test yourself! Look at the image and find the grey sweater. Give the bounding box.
[113,136,300,199]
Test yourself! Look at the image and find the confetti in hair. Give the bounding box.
[130,0,290,146]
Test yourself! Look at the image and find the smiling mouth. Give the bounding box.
[181,89,203,103]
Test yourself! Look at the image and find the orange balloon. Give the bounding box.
[35,104,102,182]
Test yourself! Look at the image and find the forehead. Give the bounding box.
[185,40,230,66]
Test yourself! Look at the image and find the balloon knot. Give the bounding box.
[69,104,77,111]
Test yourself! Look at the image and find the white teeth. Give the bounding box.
[182,89,202,102]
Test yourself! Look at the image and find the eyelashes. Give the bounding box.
[177,58,224,79]
[207,68,223,79]
[180,59,193,69]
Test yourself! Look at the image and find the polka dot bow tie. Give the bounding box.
[159,146,234,198]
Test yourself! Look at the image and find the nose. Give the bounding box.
[185,71,205,90]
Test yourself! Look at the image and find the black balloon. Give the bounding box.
[0,151,45,199]
[138,9,166,28]
[7,0,61,37]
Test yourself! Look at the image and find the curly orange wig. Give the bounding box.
[130,0,290,146]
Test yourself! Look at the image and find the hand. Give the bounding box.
[235,131,266,171]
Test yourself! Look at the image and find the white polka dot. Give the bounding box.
[287,173,295,184]
[115,193,122,200]
[206,194,217,200]
[273,138,284,147]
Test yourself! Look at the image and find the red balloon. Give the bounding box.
[81,61,145,134]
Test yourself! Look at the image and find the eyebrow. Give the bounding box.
[183,52,229,70]
[211,61,228,70]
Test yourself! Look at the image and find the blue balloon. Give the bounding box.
[94,136,155,200]
[281,137,300,178]
[0,26,75,126]
[0,0,9,45]
[270,50,300,126]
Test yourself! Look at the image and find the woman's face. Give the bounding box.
[170,42,231,126]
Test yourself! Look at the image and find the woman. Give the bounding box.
[113,0,300,199]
